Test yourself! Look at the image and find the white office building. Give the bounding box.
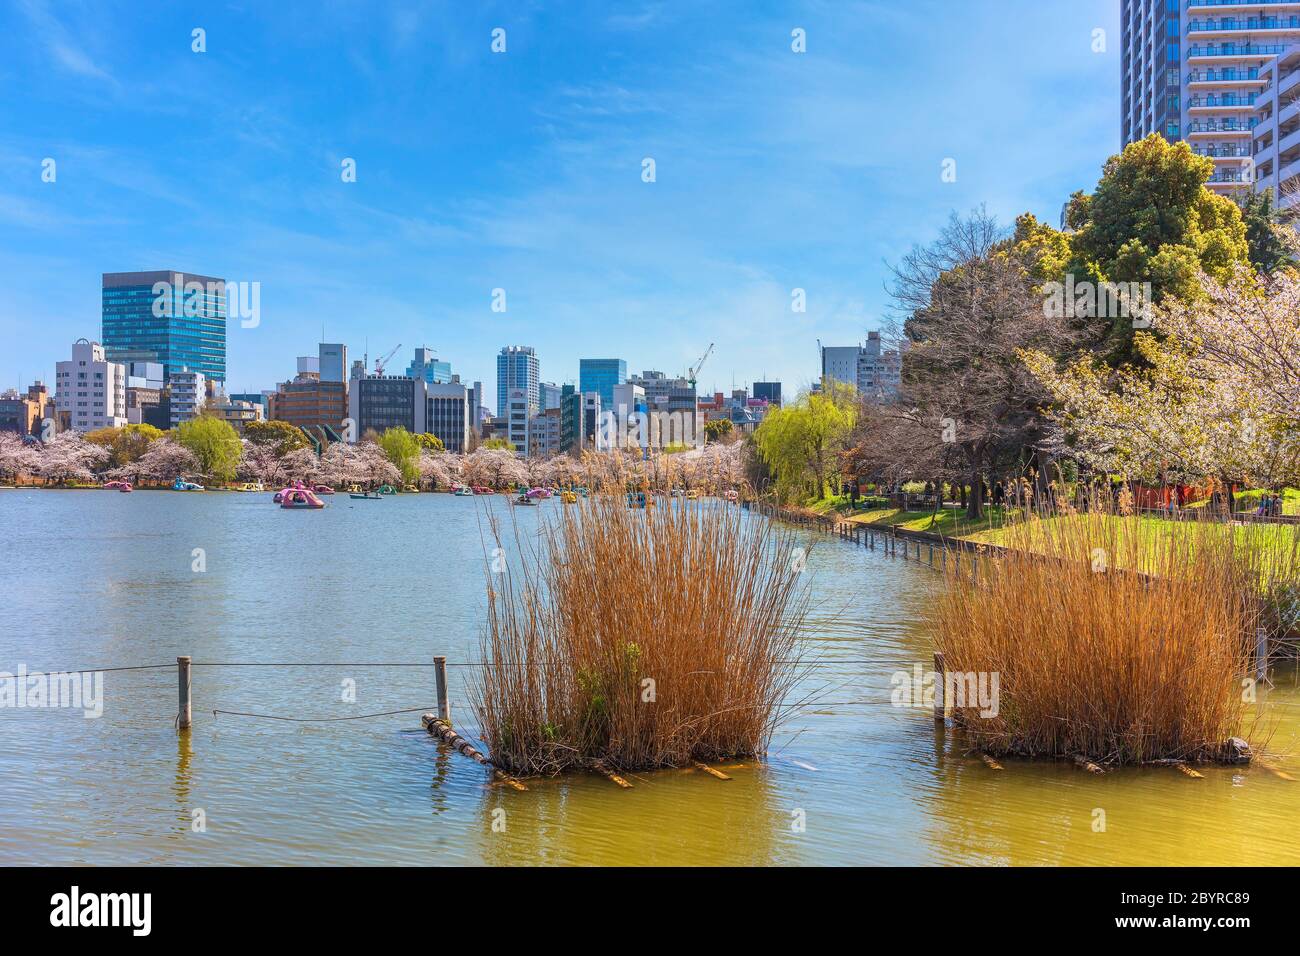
[54,338,127,431]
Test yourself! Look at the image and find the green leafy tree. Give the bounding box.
[244,419,311,454]
[175,416,241,481]
[481,437,513,450]
[84,423,164,467]
[1236,188,1297,276]
[704,418,734,442]
[376,426,421,484]
[753,381,856,502]
[414,433,445,452]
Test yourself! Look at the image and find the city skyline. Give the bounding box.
[0,0,1120,404]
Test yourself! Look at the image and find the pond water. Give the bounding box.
[1,489,1297,865]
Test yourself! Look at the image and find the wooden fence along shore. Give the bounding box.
[33,501,1288,787]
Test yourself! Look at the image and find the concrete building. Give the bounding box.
[54,339,127,431]
[819,333,901,400]
[348,374,426,440]
[0,383,50,437]
[529,407,562,458]
[497,346,539,419]
[426,380,474,453]
[209,395,265,432]
[319,343,347,383]
[505,387,530,453]
[168,368,206,427]
[270,343,351,439]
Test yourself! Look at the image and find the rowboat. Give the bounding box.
[349,492,383,500]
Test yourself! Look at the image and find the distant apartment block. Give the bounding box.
[168,368,206,427]
[497,346,538,419]
[820,332,900,400]
[505,387,530,453]
[529,407,562,457]
[0,382,50,436]
[54,339,126,431]
[102,271,227,383]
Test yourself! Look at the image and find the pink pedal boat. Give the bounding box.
[274,481,325,509]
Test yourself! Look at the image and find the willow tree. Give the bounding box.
[175,415,241,482]
[753,380,856,503]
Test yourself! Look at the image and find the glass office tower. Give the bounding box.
[102,271,228,383]
[578,358,626,410]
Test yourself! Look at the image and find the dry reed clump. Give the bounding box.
[933,509,1278,765]
[473,495,810,776]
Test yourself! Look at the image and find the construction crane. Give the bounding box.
[374,343,401,377]
[687,342,714,388]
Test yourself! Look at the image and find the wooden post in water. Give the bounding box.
[177,655,192,731]
[434,655,450,723]
[933,652,946,725]
[1255,627,1269,683]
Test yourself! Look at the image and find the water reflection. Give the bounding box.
[1,492,1297,865]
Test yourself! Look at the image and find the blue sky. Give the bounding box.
[0,0,1120,401]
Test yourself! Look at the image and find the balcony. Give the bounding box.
[1187,68,1263,85]
[1188,94,1259,109]
[1188,43,1289,59]
[1190,1,1300,7]
[1186,120,1259,135]
[1188,17,1300,34]
[1193,144,1253,157]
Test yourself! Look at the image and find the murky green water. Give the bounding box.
[1,489,1297,865]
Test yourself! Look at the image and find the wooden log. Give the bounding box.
[177,656,192,731]
[594,761,633,788]
[421,713,527,790]
[434,655,450,723]
[1072,754,1106,774]
[693,760,731,780]
[979,753,1004,771]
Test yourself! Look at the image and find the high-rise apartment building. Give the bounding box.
[102,271,228,383]
[54,339,127,431]
[497,346,539,418]
[1122,2,1300,196]
[578,358,626,409]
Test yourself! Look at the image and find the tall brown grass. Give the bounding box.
[932,509,1289,764]
[473,495,810,775]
